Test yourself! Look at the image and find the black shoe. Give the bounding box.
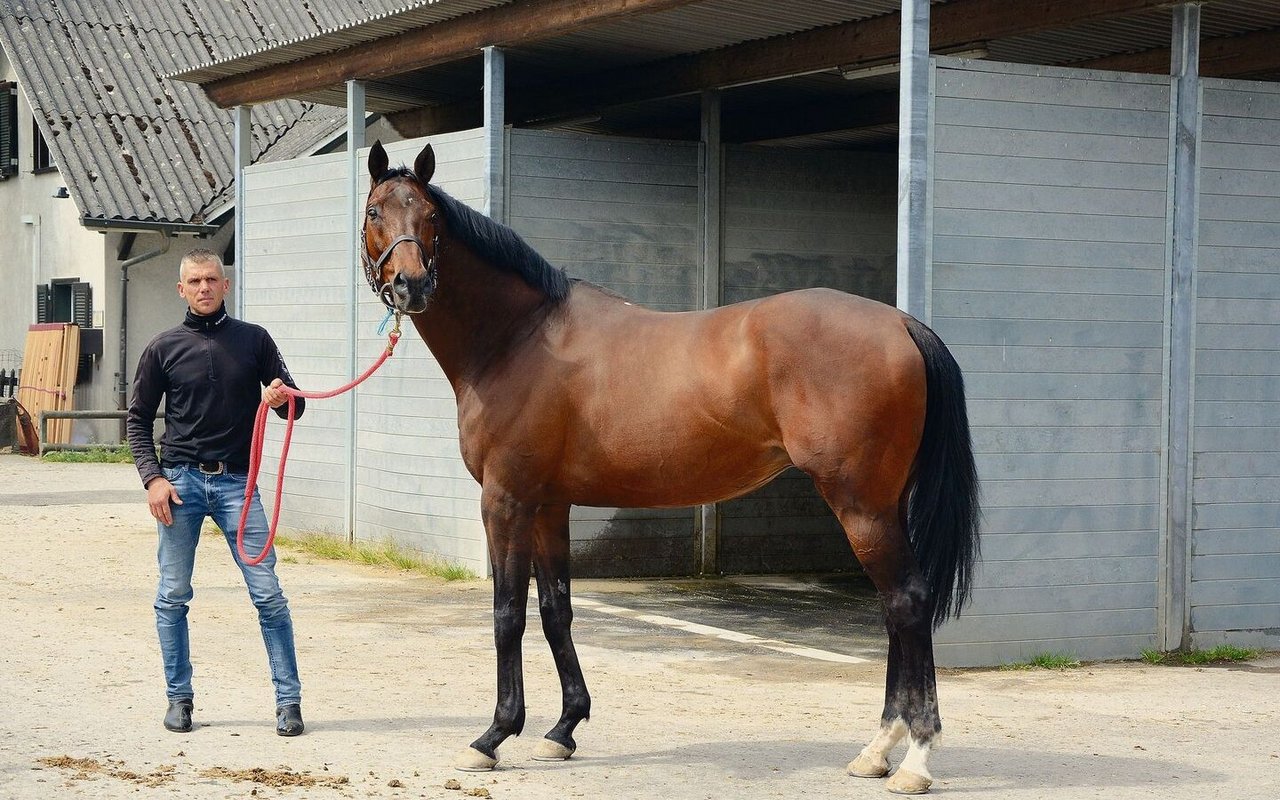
[164,699,193,733]
[276,703,304,736]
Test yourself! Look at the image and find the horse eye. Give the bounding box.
[366,207,379,220]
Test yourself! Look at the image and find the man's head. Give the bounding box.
[177,249,229,316]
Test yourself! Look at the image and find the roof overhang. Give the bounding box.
[167,0,1280,150]
[82,217,224,237]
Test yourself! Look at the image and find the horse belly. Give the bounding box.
[556,401,791,508]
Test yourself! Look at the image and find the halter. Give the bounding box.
[360,209,442,312]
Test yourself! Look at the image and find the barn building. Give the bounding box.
[170,0,1280,665]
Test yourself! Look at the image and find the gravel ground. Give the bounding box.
[1,454,1277,799]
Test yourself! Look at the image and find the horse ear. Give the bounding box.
[368,140,388,181]
[414,144,436,184]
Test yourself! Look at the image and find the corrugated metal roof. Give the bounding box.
[0,0,348,226]
[172,0,512,84]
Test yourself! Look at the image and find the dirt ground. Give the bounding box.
[1,454,1277,799]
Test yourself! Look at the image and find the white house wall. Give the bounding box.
[0,53,116,442]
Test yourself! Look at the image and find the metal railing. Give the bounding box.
[37,410,157,455]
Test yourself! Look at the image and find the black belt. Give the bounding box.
[163,460,246,475]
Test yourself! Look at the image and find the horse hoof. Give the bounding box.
[531,738,575,761]
[847,750,890,778]
[886,768,932,795]
[454,747,498,772]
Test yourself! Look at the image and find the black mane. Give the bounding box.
[376,168,571,303]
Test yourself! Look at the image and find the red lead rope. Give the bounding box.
[236,328,402,566]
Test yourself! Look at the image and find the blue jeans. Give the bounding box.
[154,464,301,707]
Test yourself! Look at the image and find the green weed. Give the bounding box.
[276,532,476,581]
[1140,648,1166,664]
[1001,651,1082,671]
[1174,645,1258,665]
[41,446,133,463]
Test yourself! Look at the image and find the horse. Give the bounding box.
[360,140,979,795]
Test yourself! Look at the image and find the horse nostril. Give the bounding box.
[392,271,409,291]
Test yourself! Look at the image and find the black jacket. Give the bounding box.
[127,305,304,487]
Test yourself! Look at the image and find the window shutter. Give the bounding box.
[0,83,17,180]
[35,284,52,324]
[71,282,92,328]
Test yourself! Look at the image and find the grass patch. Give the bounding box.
[1001,651,1082,671]
[1139,646,1258,666]
[1174,645,1259,665]
[1140,648,1166,664]
[41,446,133,463]
[276,532,476,581]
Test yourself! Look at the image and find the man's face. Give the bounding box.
[177,261,229,316]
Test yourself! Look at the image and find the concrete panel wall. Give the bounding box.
[242,150,351,534]
[929,60,1173,665]
[1191,79,1280,650]
[354,132,489,574]
[243,131,491,575]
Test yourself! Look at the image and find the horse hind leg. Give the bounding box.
[818,487,941,794]
[530,504,591,761]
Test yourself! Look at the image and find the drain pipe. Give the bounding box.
[116,234,172,439]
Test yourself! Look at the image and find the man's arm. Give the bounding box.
[259,331,306,420]
[128,341,183,525]
[126,343,165,487]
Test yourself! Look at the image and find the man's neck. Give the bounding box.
[183,303,230,332]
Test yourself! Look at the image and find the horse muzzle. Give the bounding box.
[390,270,434,314]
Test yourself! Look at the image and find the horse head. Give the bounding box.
[363,141,442,314]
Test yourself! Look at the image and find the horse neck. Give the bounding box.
[410,245,552,389]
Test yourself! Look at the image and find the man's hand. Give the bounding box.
[263,378,290,409]
[146,477,182,525]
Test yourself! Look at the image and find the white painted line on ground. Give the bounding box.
[575,596,869,664]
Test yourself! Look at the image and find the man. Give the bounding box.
[127,248,307,736]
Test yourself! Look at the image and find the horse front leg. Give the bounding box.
[456,487,535,771]
[529,504,590,761]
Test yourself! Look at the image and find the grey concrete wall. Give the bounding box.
[1190,78,1280,651]
[929,60,1173,665]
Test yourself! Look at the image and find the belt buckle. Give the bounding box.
[198,461,225,475]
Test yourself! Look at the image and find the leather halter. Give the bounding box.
[360,209,441,312]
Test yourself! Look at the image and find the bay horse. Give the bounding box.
[361,141,979,794]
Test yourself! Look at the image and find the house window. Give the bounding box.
[36,279,95,383]
[0,82,17,180]
[37,279,92,327]
[32,118,53,173]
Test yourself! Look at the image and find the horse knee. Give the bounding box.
[883,576,932,633]
[493,605,527,642]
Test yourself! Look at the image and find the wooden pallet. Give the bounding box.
[16,323,80,446]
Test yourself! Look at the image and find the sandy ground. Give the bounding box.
[1,454,1278,799]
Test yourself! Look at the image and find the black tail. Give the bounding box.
[903,316,981,630]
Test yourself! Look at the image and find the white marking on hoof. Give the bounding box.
[454,746,498,772]
[847,749,890,778]
[531,738,575,761]
[886,768,932,794]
